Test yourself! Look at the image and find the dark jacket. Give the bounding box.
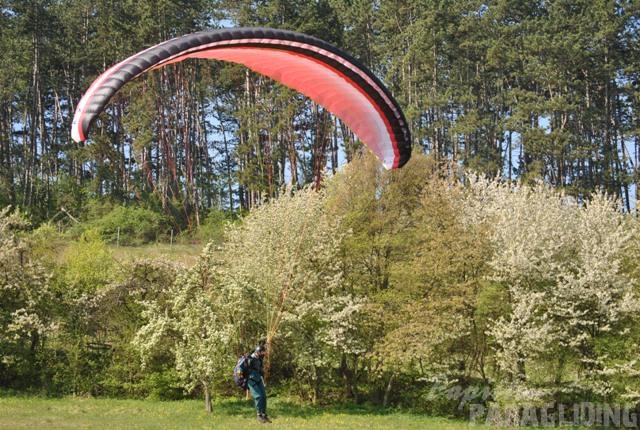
[247,352,264,382]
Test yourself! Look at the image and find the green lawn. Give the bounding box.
[0,396,475,430]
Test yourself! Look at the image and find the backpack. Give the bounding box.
[233,354,250,390]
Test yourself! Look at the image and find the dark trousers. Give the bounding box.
[247,378,267,415]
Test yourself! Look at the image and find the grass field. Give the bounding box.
[0,396,475,430]
[110,243,204,266]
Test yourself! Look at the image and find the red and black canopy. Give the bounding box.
[72,27,411,169]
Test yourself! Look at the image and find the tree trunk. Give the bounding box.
[203,382,212,413]
[383,372,395,407]
[340,354,357,401]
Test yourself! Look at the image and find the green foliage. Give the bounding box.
[133,247,248,411]
[0,208,57,390]
[93,259,180,398]
[192,208,235,244]
[52,175,88,218]
[95,206,169,245]
[140,369,185,401]
[321,152,495,406]
[27,222,66,266]
[72,204,170,246]
[464,177,640,405]
[220,184,347,360]
[60,230,115,291]
[377,171,492,379]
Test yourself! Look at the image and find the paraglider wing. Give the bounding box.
[71,27,411,169]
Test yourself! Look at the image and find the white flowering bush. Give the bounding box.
[133,185,347,408]
[220,186,346,353]
[463,177,640,403]
[0,208,57,383]
[133,246,241,412]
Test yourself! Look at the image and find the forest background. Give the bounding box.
[1,0,640,419]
